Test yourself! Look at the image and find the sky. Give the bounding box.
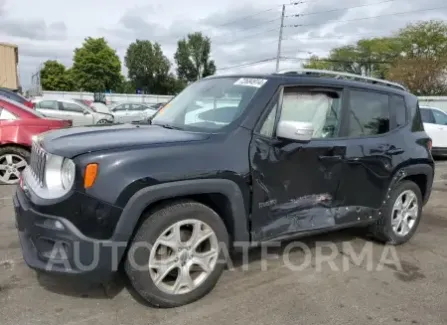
[1,0,447,91]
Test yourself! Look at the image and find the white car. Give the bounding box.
[109,102,158,123]
[33,98,114,126]
[420,105,447,156]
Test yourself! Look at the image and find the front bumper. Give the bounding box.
[13,186,126,283]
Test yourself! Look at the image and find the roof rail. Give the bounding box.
[276,68,407,91]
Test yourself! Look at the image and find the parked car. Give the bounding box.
[0,96,71,184]
[419,105,447,156]
[15,70,434,308]
[109,102,158,123]
[0,87,34,108]
[32,98,114,126]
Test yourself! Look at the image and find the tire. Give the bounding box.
[125,200,229,308]
[96,119,109,125]
[369,180,423,245]
[0,146,30,185]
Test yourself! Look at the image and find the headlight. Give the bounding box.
[61,159,76,190]
[45,154,76,196]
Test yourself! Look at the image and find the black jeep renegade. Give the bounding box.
[14,70,434,308]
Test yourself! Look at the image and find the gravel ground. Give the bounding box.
[1,162,447,325]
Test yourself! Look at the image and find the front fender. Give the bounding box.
[111,179,250,244]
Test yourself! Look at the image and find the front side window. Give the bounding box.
[347,90,390,137]
[278,89,342,139]
[151,77,266,131]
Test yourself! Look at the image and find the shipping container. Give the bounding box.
[0,42,19,91]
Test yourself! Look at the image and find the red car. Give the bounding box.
[0,96,72,185]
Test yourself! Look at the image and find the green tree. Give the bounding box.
[301,20,447,95]
[174,32,216,82]
[386,20,447,95]
[40,60,74,91]
[302,55,334,70]
[71,37,122,92]
[124,40,179,94]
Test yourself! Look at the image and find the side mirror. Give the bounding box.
[83,110,90,115]
[277,120,313,142]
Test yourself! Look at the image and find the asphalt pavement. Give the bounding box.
[1,163,447,325]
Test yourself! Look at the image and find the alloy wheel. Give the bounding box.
[148,219,219,295]
[0,154,27,184]
[391,189,419,236]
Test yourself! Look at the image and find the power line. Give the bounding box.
[283,5,447,28]
[286,0,403,18]
[216,58,277,71]
[216,55,396,72]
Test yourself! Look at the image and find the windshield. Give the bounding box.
[151,77,267,131]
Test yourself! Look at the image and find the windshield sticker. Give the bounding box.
[234,78,267,88]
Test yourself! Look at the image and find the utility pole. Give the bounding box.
[275,4,286,72]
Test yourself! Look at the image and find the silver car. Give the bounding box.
[110,102,158,123]
[33,99,114,126]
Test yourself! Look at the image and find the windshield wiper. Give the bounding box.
[158,124,183,130]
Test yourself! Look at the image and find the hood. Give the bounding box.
[40,123,209,158]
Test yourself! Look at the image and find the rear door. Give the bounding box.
[59,101,94,126]
[35,100,62,118]
[249,85,347,241]
[336,88,404,212]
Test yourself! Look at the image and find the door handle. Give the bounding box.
[385,148,404,155]
[318,155,342,161]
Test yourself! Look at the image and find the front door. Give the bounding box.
[249,86,347,241]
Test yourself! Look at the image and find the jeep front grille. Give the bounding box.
[29,142,47,186]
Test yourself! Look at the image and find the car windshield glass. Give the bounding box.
[151,77,266,131]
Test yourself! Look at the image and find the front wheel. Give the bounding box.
[96,119,110,125]
[125,200,229,308]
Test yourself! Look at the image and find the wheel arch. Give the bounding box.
[388,163,434,205]
[112,179,250,245]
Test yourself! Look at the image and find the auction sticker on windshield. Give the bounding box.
[234,78,267,88]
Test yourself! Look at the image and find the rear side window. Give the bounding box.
[37,100,58,110]
[347,89,389,137]
[420,108,435,123]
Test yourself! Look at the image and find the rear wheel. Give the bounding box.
[125,200,229,308]
[369,180,422,245]
[0,146,29,185]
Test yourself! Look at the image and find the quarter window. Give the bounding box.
[390,95,407,127]
[347,90,390,137]
[0,108,17,120]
